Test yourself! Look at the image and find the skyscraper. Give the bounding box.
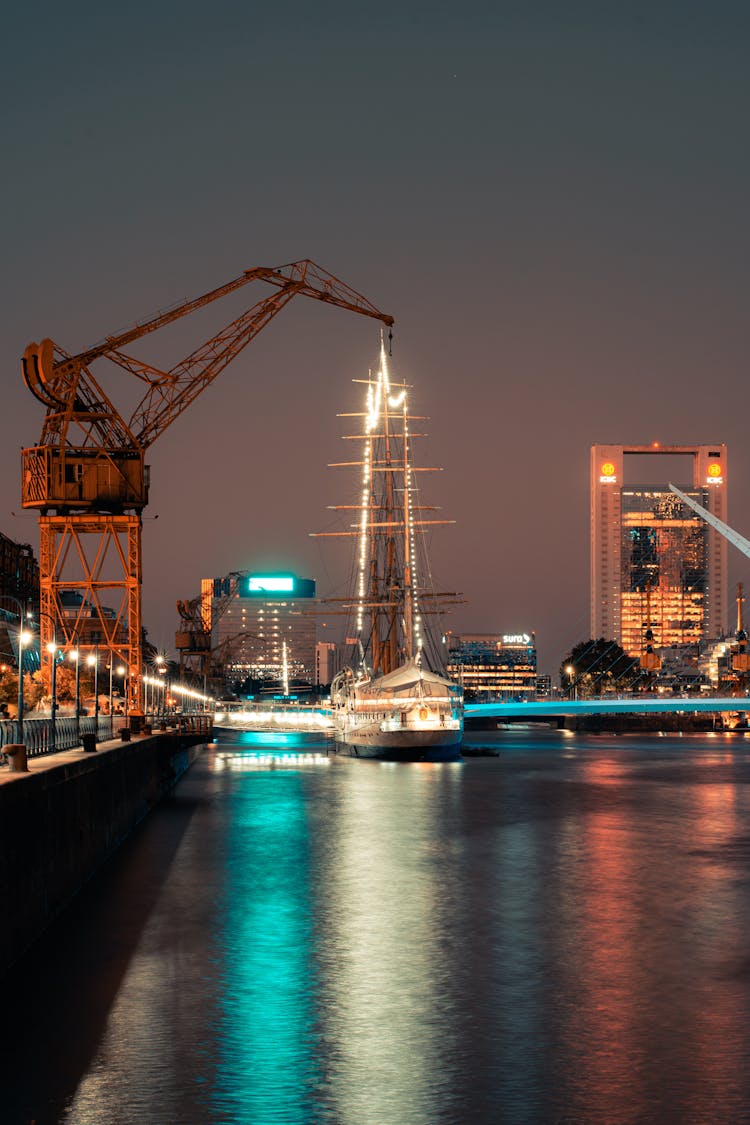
[591,444,727,656]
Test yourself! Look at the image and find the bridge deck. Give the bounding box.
[465,697,750,718]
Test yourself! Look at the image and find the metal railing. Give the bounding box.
[0,712,214,762]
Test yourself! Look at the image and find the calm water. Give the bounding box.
[5,729,750,1124]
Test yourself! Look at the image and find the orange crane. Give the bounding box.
[20,261,393,716]
[175,572,245,683]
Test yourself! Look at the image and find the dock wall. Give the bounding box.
[0,732,206,975]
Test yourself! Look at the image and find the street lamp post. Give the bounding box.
[1,596,31,744]
[108,655,114,734]
[88,647,100,736]
[119,666,128,721]
[17,625,32,743]
[565,664,578,701]
[31,610,60,754]
[47,639,58,753]
[157,661,167,720]
[70,650,81,745]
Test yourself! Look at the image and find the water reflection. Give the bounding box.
[315,762,465,1123]
[211,762,319,1123]
[549,748,750,1122]
[6,733,750,1122]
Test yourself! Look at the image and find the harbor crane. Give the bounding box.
[21,262,393,715]
[176,572,245,685]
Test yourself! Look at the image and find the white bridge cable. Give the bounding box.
[668,484,750,561]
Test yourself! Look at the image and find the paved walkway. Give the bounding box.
[0,731,171,786]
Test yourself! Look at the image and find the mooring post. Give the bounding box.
[5,743,28,772]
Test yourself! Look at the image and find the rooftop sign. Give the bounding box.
[248,576,294,592]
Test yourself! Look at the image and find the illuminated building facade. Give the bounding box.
[446,632,537,699]
[213,572,317,682]
[591,444,727,656]
[0,531,38,615]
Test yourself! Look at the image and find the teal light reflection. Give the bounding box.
[236,729,330,751]
[212,767,319,1123]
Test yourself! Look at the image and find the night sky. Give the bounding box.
[2,2,749,674]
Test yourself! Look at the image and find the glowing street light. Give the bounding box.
[32,609,60,753]
[157,661,167,718]
[69,649,81,744]
[87,648,100,737]
[565,664,577,701]
[47,639,59,753]
[118,666,128,721]
[17,627,32,742]
[1,595,30,743]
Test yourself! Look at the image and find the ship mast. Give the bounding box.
[402,390,414,665]
[312,340,459,677]
[359,338,411,676]
[384,346,402,670]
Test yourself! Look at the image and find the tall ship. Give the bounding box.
[315,339,464,760]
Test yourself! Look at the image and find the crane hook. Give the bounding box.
[388,329,393,357]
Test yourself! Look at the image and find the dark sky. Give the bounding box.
[2,1,749,674]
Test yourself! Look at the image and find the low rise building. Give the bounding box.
[446,632,537,700]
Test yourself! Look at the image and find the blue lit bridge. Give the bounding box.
[465,697,750,721]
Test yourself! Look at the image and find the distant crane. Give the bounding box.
[21,262,393,714]
[176,572,245,687]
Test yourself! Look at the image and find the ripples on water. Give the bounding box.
[5,730,750,1123]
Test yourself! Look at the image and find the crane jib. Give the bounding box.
[20,260,393,717]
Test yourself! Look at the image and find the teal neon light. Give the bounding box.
[249,576,294,593]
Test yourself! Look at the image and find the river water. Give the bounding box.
[5,728,750,1124]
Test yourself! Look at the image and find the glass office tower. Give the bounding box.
[591,445,727,656]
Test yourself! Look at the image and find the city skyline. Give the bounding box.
[2,3,749,673]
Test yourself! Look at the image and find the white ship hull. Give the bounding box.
[331,659,464,761]
[334,721,462,760]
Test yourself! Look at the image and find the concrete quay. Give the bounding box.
[0,719,212,975]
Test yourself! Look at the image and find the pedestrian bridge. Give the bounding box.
[465,696,750,719]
